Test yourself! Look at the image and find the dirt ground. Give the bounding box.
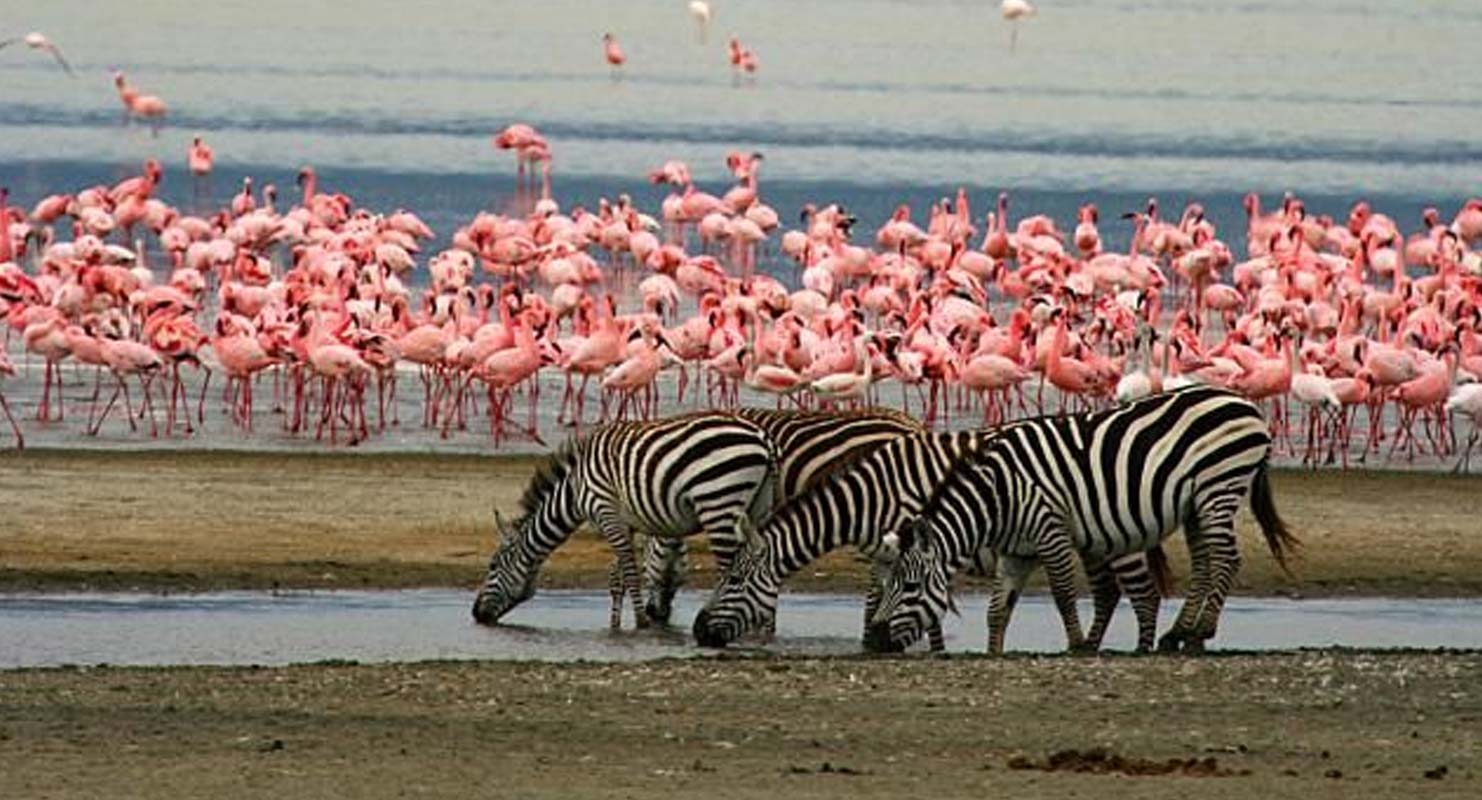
[0,651,1477,799]
[2,449,1480,597]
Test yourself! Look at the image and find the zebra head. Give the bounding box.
[863,517,953,653]
[471,510,540,625]
[692,515,781,648]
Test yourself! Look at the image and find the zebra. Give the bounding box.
[472,411,778,629]
[639,406,924,625]
[862,384,1298,654]
[691,424,1169,650]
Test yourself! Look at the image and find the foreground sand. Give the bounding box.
[1,651,1477,799]
[2,449,1480,597]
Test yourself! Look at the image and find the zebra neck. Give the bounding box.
[519,486,583,564]
[768,470,885,577]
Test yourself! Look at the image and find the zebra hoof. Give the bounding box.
[1156,632,1184,653]
[1068,642,1100,657]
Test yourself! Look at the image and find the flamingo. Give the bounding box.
[1446,383,1482,473]
[688,1,712,42]
[188,137,214,176]
[0,32,73,75]
[112,70,168,133]
[809,335,874,405]
[602,33,626,74]
[1001,0,1036,52]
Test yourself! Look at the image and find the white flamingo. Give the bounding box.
[1000,0,1037,53]
[688,1,713,42]
[0,31,73,75]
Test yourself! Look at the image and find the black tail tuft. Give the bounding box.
[1251,460,1299,575]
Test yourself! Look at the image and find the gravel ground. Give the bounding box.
[1,650,1478,799]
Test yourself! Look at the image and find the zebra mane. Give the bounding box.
[518,433,587,517]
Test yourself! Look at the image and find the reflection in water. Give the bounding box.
[2,589,1479,668]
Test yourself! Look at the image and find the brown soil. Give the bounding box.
[2,449,1480,597]
[1,651,1477,799]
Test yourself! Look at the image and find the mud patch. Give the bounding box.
[1007,747,1249,777]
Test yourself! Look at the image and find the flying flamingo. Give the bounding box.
[1001,0,1037,52]
[0,32,73,75]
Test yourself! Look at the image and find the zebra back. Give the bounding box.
[729,406,924,495]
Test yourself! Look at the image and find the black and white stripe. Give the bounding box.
[640,406,925,624]
[691,427,988,647]
[691,419,1168,649]
[865,385,1297,654]
[472,412,778,629]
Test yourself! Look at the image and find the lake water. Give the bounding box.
[2,589,1477,668]
[3,0,1478,244]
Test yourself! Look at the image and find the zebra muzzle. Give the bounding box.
[862,621,904,654]
[691,608,730,648]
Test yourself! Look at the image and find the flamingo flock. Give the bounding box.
[1,129,1481,470]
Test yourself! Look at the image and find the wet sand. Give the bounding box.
[2,449,1480,597]
[1,651,1477,799]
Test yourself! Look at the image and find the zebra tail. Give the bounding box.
[1146,544,1176,598]
[1250,460,1299,576]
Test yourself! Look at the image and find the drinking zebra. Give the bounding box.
[472,411,778,629]
[639,406,924,624]
[863,385,1298,654]
[691,424,1169,650]
[472,408,923,629]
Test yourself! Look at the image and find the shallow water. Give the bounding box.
[1,589,1477,668]
[4,0,1480,196]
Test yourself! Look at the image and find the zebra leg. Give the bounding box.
[862,560,884,642]
[1083,557,1121,652]
[606,559,623,631]
[1110,550,1166,654]
[1178,507,1242,651]
[1037,538,1089,654]
[1161,511,1208,652]
[987,555,1034,655]
[642,536,688,625]
[594,516,648,630]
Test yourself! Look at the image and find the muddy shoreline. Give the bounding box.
[3,449,1480,597]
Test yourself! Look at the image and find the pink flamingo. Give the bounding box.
[1044,311,1103,412]
[90,338,164,436]
[213,318,276,432]
[603,324,669,420]
[112,70,167,134]
[602,33,626,75]
[23,316,71,422]
[188,137,214,176]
